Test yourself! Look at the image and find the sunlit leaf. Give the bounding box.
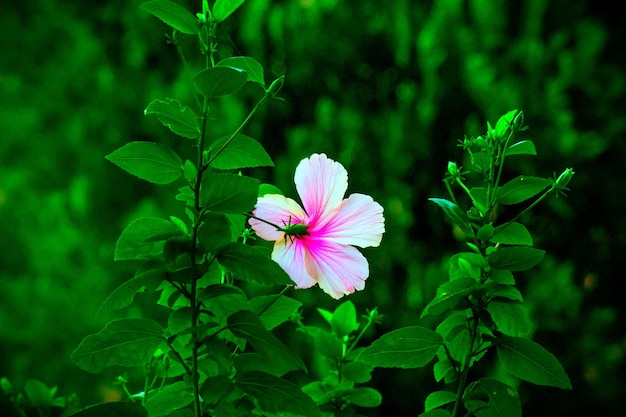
[488,246,545,271]
[429,198,475,238]
[213,0,246,22]
[216,242,292,285]
[193,66,247,98]
[491,222,533,246]
[208,134,273,169]
[106,141,183,184]
[424,390,456,412]
[422,278,477,317]
[495,176,552,205]
[72,319,165,373]
[497,336,572,389]
[331,300,359,338]
[216,56,265,86]
[505,140,537,156]
[200,173,259,214]
[235,371,321,417]
[145,98,199,139]
[141,0,198,34]
[249,295,302,330]
[357,326,442,369]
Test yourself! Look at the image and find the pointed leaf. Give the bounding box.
[200,173,259,214]
[249,295,302,330]
[216,242,292,285]
[98,267,164,314]
[331,300,359,338]
[145,98,199,139]
[496,176,552,205]
[144,381,193,417]
[505,140,536,156]
[424,390,457,412]
[487,300,531,337]
[491,222,533,246]
[106,141,183,184]
[68,402,148,417]
[356,326,443,369]
[114,217,185,261]
[213,0,246,22]
[488,246,545,271]
[194,66,247,98]
[141,0,198,34]
[464,378,521,417]
[429,198,474,238]
[235,371,321,417]
[24,379,52,407]
[497,336,572,389]
[216,56,265,86]
[72,319,165,373]
[227,310,306,375]
[422,278,477,317]
[208,134,273,169]
[346,387,382,408]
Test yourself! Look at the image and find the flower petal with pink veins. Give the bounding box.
[272,236,317,289]
[304,239,369,299]
[311,193,385,248]
[294,154,348,223]
[249,194,308,241]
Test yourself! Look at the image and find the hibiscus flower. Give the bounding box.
[248,153,385,299]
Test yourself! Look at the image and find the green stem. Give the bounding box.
[496,185,554,234]
[451,310,479,417]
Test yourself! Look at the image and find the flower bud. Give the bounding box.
[512,110,524,131]
[447,161,460,178]
[555,167,575,190]
[266,75,285,97]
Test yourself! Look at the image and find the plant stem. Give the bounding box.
[451,310,479,417]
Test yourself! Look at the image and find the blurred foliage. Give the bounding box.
[1,0,625,415]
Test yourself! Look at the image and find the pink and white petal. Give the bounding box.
[249,194,308,242]
[294,154,348,222]
[304,239,369,299]
[272,236,317,288]
[312,193,385,248]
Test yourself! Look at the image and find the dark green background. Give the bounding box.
[1,0,624,415]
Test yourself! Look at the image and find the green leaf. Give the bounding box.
[68,402,148,417]
[424,390,456,412]
[249,295,302,330]
[356,326,442,369]
[200,375,234,406]
[418,409,452,417]
[193,66,247,98]
[235,371,321,417]
[422,278,477,317]
[198,213,232,252]
[216,56,265,86]
[228,311,306,375]
[485,284,523,302]
[429,198,475,239]
[144,381,194,417]
[98,266,164,314]
[487,300,531,337]
[464,378,521,417]
[495,176,552,205]
[114,217,185,261]
[208,134,274,169]
[488,269,515,285]
[71,319,165,373]
[259,183,283,196]
[342,360,374,383]
[213,0,246,22]
[141,0,198,34]
[24,379,52,407]
[491,222,533,246]
[346,387,382,408]
[200,173,259,214]
[477,223,494,242]
[106,141,183,184]
[488,246,545,271]
[198,283,245,302]
[494,110,518,140]
[144,98,199,139]
[505,140,537,156]
[216,242,292,286]
[497,336,572,389]
[331,300,359,338]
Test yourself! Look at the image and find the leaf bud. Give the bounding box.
[266,75,285,97]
